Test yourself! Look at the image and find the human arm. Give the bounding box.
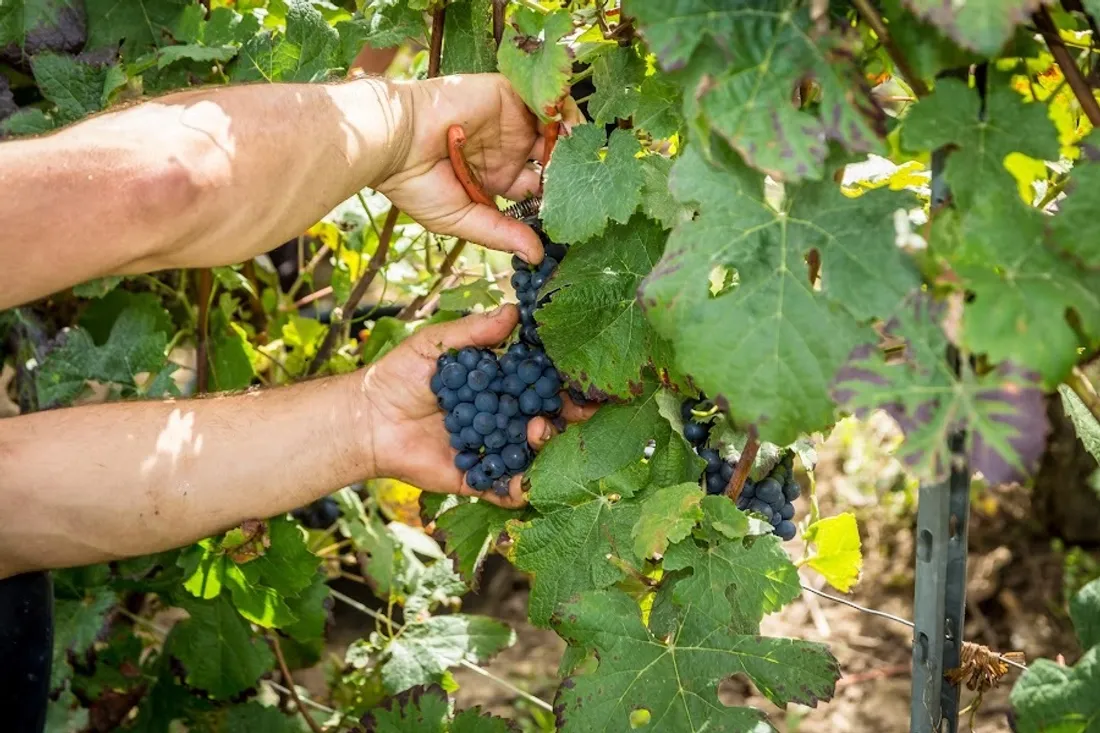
[0,73,545,310]
[0,305,589,579]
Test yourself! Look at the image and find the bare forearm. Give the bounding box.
[0,77,411,309]
[0,374,376,578]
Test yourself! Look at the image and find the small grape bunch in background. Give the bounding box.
[431,343,562,495]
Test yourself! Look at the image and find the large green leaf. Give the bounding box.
[171,595,275,700]
[51,588,117,689]
[363,685,516,732]
[903,0,1038,56]
[552,589,839,732]
[30,52,115,123]
[381,614,515,693]
[441,0,495,75]
[433,499,513,588]
[629,0,885,181]
[234,0,339,82]
[85,0,193,57]
[537,215,673,399]
[497,8,572,119]
[641,140,917,445]
[0,0,85,59]
[902,77,1059,205]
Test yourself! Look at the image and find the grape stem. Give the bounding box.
[1034,6,1100,127]
[723,427,759,501]
[850,0,929,97]
[268,632,327,733]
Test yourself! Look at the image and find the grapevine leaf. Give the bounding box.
[630,0,885,181]
[542,126,646,244]
[339,3,425,56]
[36,306,168,407]
[833,292,1050,484]
[588,44,645,125]
[45,685,88,732]
[341,511,397,596]
[901,77,1058,204]
[155,43,237,69]
[434,500,513,589]
[552,589,839,732]
[209,311,256,392]
[381,614,515,693]
[441,0,495,75]
[362,685,451,732]
[497,8,572,120]
[282,572,331,644]
[451,708,518,733]
[438,280,501,311]
[235,0,339,82]
[699,493,750,542]
[632,483,703,560]
[223,564,298,628]
[219,702,298,732]
[903,0,1038,56]
[641,140,918,445]
[72,275,123,298]
[85,0,192,57]
[663,530,801,633]
[403,560,468,618]
[1,107,55,136]
[1050,156,1100,269]
[237,516,319,598]
[51,588,117,689]
[882,0,979,81]
[179,539,225,599]
[639,154,692,229]
[634,75,683,139]
[537,215,672,398]
[171,595,275,700]
[79,290,173,345]
[30,52,114,123]
[204,6,261,46]
[1012,579,1100,732]
[0,0,86,61]
[1059,385,1100,466]
[937,188,1100,385]
[800,513,862,592]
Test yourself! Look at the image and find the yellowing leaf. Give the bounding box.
[372,478,423,527]
[800,513,863,592]
[631,483,702,560]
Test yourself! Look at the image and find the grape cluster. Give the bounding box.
[510,242,567,349]
[680,397,800,542]
[432,342,563,495]
[292,496,340,530]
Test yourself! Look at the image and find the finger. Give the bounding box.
[504,167,542,202]
[526,416,558,450]
[561,392,600,423]
[447,204,544,264]
[414,304,519,355]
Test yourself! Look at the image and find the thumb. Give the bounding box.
[415,304,519,354]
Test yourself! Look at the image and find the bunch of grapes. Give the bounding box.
[680,396,800,541]
[510,242,567,349]
[292,496,341,530]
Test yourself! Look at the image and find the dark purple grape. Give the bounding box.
[457,347,481,370]
[519,389,542,415]
[534,374,559,398]
[783,479,801,501]
[518,360,542,385]
[779,503,795,520]
[430,372,444,394]
[531,272,546,289]
[490,377,504,392]
[450,433,465,450]
[437,352,454,367]
[502,443,529,471]
[518,288,536,304]
[460,426,483,449]
[481,454,505,479]
[756,478,783,506]
[748,499,773,521]
[453,402,477,427]
[443,412,462,434]
[466,466,491,491]
[477,359,499,378]
[454,451,480,471]
[500,355,519,375]
[719,462,734,482]
[521,325,541,345]
[457,385,476,402]
[511,254,527,270]
[542,395,563,415]
[438,389,460,411]
[775,520,797,541]
[699,449,722,473]
[683,421,708,444]
[741,479,756,499]
[473,412,496,435]
[498,394,519,417]
[705,472,726,494]
[503,375,526,396]
[485,429,507,451]
[441,363,467,389]
[680,399,696,422]
[468,369,490,392]
[519,304,535,322]
[511,270,530,290]
[506,418,528,443]
[475,391,498,413]
[538,256,558,275]
[508,342,529,358]
[492,476,512,497]
[495,413,509,430]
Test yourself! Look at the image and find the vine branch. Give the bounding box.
[397,239,467,320]
[724,427,760,501]
[268,632,326,733]
[493,0,506,48]
[308,207,399,374]
[428,5,446,79]
[851,0,929,97]
[1034,6,1100,126]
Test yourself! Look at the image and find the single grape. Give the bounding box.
[506,418,528,443]
[441,362,467,390]
[454,451,480,471]
[498,394,519,417]
[500,354,519,375]
[511,254,527,270]
[490,377,504,393]
[477,360,500,379]
[531,272,547,289]
[741,478,756,499]
[438,389,460,411]
[495,413,509,430]
[443,412,461,434]
[699,448,722,473]
[453,402,477,427]
[481,454,506,479]
[449,433,464,451]
[779,503,795,520]
[502,443,529,471]
[783,479,801,501]
[538,256,558,275]
[748,499,773,521]
[457,347,481,370]
[508,342,529,358]
[485,429,507,451]
[456,385,476,403]
[475,391,499,413]
[430,372,444,395]
[770,514,783,527]
[680,399,696,422]
[467,369,490,392]
[460,426,483,450]
[492,476,512,497]
[511,270,530,290]
[736,495,751,511]
[503,375,526,396]
[775,520,797,541]
[520,325,541,346]
[316,498,340,525]
[534,374,559,398]
[518,288,536,304]
[518,360,542,385]
[545,242,568,261]
[705,472,726,494]
[542,395,563,415]
[519,389,542,415]
[756,478,783,506]
[466,466,492,491]
[519,304,535,322]
[473,412,496,436]
[437,352,454,368]
[719,462,734,482]
[683,421,708,444]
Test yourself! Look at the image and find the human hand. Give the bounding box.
[375,74,548,265]
[352,304,597,508]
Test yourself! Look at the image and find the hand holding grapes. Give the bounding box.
[351,304,597,508]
